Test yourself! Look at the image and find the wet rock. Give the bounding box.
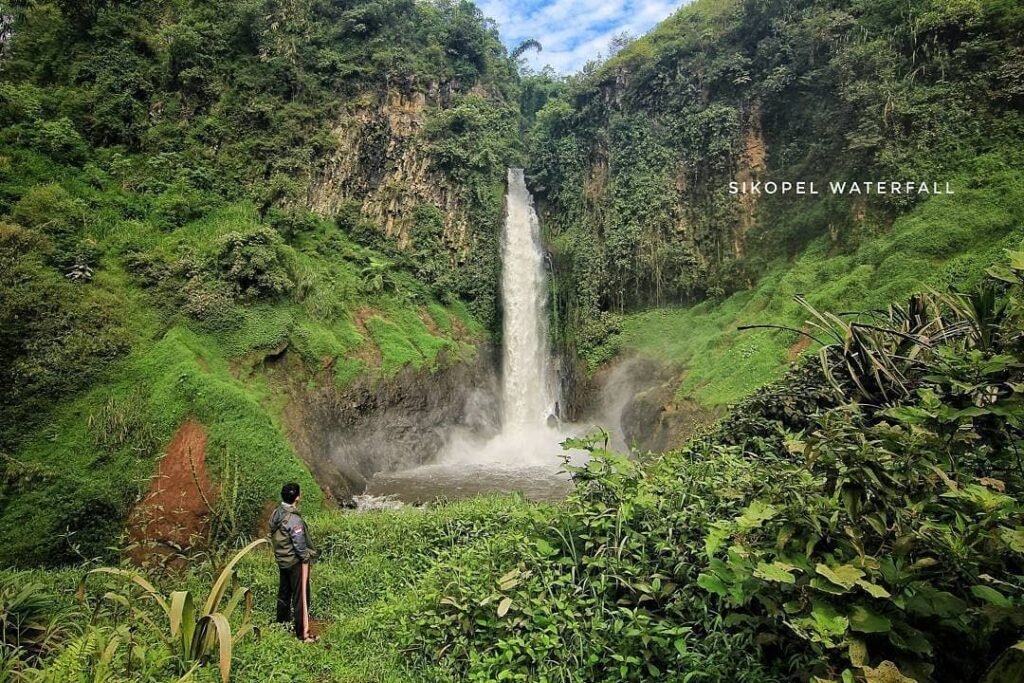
[581,355,721,453]
[287,347,500,500]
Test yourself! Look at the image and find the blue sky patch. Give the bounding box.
[478,0,689,73]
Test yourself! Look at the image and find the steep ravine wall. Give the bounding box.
[307,86,468,250]
[283,347,500,501]
[531,0,1024,449]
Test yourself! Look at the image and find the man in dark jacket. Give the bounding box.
[270,482,316,642]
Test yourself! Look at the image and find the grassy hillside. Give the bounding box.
[0,0,516,566]
[3,1,1024,681]
[2,495,549,682]
[0,196,486,566]
[603,152,1024,406]
[7,251,1024,681]
[525,0,1024,410]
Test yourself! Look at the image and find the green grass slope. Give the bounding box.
[13,265,1024,681]
[0,0,516,567]
[0,195,485,567]
[2,495,548,682]
[602,153,1024,407]
[524,0,1024,412]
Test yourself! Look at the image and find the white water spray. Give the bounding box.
[365,169,578,501]
[430,168,570,465]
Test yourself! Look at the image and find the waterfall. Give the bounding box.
[364,168,581,501]
[501,168,557,427]
[424,168,568,466]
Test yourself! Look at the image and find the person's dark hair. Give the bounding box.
[281,482,300,504]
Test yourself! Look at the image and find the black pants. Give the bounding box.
[276,563,311,640]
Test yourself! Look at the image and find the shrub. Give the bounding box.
[28,118,89,164]
[413,262,1024,682]
[179,277,243,331]
[151,188,207,230]
[266,207,320,242]
[0,226,131,446]
[10,184,84,239]
[0,83,44,126]
[215,226,294,299]
[0,576,69,665]
[81,539,267,682]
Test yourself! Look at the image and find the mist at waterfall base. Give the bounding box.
[444,168,577,466]
[366,170,586,503]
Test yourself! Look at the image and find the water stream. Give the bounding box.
[366,169,578,503]
[501,167,557,428]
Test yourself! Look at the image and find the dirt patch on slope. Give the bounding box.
[788,334,812,362]
[351,307,383,368]
[127,418,216,569]
[418,307,442,336]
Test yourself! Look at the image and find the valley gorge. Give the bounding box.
[1,1,1024,681]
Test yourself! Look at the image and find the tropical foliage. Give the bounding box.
[527,0,1024,368]
[408,252,1024,682]
[1,0,1024,681]
[0,0,514,565]
[80,540,267,681]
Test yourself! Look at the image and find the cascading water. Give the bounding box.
[365,168,578,503]
[500,168,558,429]
[431,167,569,465]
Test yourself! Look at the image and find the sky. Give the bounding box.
[477,0,689,74]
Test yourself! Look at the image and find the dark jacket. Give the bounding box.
[269,503,314,568]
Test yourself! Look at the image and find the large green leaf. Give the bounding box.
[863,660,917,683]
[194,613,233,683]
[202,538,268,615]
[170,590,197,659]
[816,563,864,591]
[971,585,1012,607]
[705,523,731,557]
[856,579,891,599]
[849,605,891,634]
[754,561,798,584]
[905,587,966,618]
[1000,527,1024,553]
[735,500,779,531]
[697,573,728,597]
[983,641,1024,683]
[810,602,849,640]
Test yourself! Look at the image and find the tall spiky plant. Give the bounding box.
[0,577,68,665]
[742,292,976,406]
[80,538,267,682]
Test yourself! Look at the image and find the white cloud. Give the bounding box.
[479,0,688,73]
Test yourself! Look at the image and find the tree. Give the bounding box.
[511,38,541,61]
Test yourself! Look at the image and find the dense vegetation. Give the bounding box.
[0,0,517,564]
[416,283,1024,683]
[3,0,1024,681]
[525,0,1024,387]
[6,255,1024,681]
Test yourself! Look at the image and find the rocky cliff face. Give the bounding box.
[307,84,469,250]
[284,346,500,501]
[532,0,1021,323]
[530,0,1024,437]
[532,67,775,431]
[303,76,516,330]
[732,103,767,260]
[573,355,721,453]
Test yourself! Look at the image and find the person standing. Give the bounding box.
[269,482,316,642]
